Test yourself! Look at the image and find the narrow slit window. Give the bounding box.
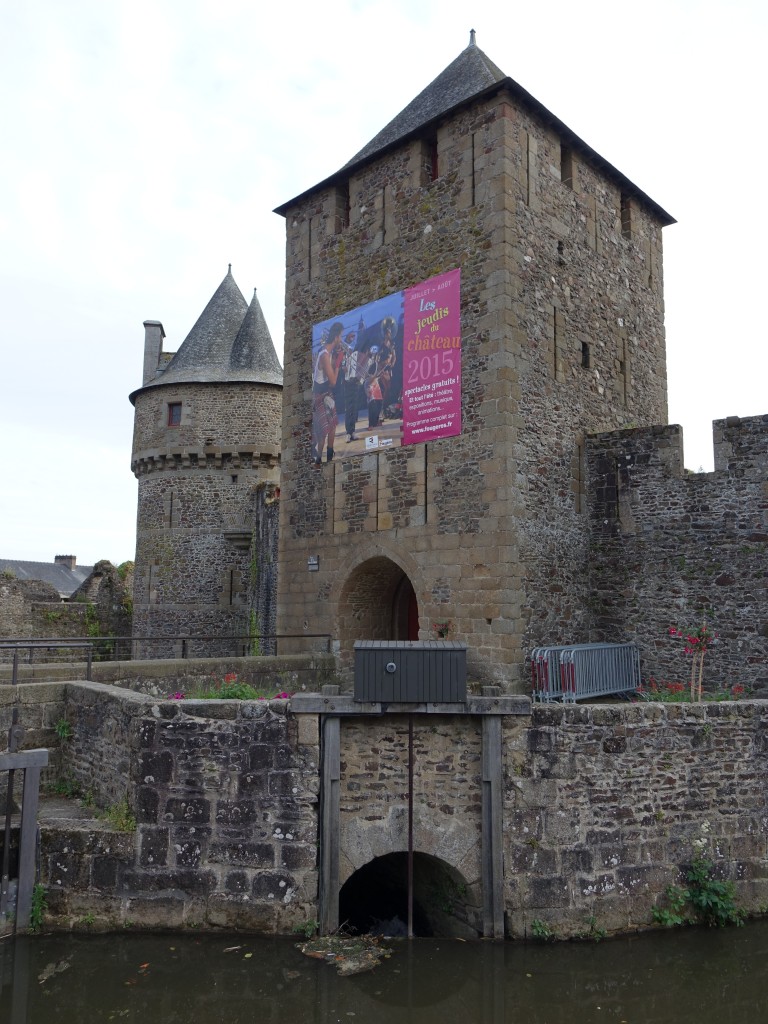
[620,194,632,239]
[560,145,573,189]
[581,342,591,369]
[426,132,439,181]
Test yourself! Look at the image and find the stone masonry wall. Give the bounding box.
[131,380,281,658]
[505,701,768,938]
[0,563,133,657]
[5,682,768,937]
[586,416,768,693]
[35,682,320,932]
[276,83,670,691]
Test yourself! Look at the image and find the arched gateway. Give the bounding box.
[336,555,419,660]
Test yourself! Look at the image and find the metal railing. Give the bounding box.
[0,634,333,672]
[531,643,641,702]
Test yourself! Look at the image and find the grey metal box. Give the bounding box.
[354,640,467,703]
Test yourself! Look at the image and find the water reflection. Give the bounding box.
[1,922,766,1024]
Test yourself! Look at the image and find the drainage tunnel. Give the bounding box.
[338,852,480,939]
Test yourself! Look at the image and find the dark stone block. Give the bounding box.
[208,841,275,868]
[268,772,298,796]
[275,744,299,770]
[163,798,211,824]
[139,751,175,785]
[91,856,120,890]
[528,729,554,753]
[138,721,157,748]
[252,871,295,900]
[527,875,569,909]
[121,868,217,895]
[137,788,160,825]
[280,844,317,870]
[216,800,257,826]
[225,870,250,894]
[237,772,268,797]
[174,837,203,868]
[562,849,593,873]
[602,737,627,754]
[139,827,169,867]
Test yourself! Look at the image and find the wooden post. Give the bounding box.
[318,687,340,934]
[481,690,505,939]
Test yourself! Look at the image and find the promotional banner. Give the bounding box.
[401,268,461,445]
[310,270,460,463]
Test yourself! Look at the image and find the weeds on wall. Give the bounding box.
[29,884,47,933]
[100,799,136,833]
[653,822,744,928]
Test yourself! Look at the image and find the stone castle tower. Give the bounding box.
[273,34,674,688]
[129,267,282,656]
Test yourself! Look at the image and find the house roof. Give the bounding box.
[130,267,283,403]
[0,559,93,599]
[275,33,674,226]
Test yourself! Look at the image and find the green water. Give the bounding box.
[1,922,765,1023]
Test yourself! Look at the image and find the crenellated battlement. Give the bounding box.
[585,414,768,692]
[131,447,280,477]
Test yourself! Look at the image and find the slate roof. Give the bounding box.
[342,34,505,170]
[275,33,674,226]
[130,268,283,402]
[230,289,283,386]
[0,559,93,599]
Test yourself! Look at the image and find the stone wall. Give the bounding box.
[5,682,768,937]
[586,415,768,693]
[505,700,768,937]
[0,654,337,697]
[0,561,133,655]
[12,682,321,933]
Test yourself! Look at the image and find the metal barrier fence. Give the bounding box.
[0,634,333,670]
[531,643,641,702]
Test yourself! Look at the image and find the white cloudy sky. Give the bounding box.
[1,0,765,566]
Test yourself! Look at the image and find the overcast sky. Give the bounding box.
[1,0,765,567]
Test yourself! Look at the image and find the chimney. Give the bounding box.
[55,555,77,570]
[142,320,166,385]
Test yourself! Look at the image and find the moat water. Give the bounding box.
[1,921,766,1023]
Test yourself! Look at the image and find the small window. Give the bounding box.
[620,194,633,239]
[581,342,591,369]
[560,146,573,189]
[426,132,439,181]
[167,402,182,427]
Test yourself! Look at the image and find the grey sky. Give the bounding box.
[1,0,765,565]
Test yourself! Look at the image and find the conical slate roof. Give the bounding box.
[230,289,283,386]
[132,267,283,399]
[342,33,505,170]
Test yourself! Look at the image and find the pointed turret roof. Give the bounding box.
[130,267,283,402]
[230,288,283,386]
[275,32,674,226]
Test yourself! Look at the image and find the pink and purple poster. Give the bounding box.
[401,268,461,445]
[310,269,460,463]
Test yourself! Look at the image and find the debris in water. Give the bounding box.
[297,934,393,976]
[38,958,71,984]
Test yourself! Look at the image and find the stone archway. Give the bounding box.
[337,556,419,660]
[338,852,480,938]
